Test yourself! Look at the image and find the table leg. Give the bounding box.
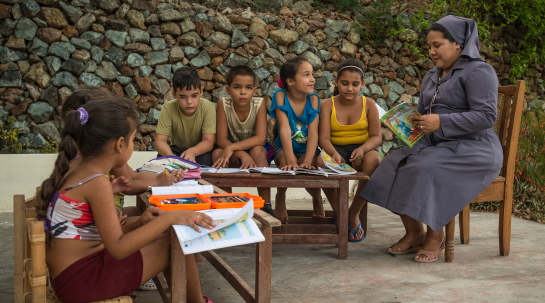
[136,195,147,215]
[255,223,272,303]
[170,227,186,303]
[338,179,349,259]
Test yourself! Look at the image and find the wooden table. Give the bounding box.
[136,179,281,303]
[201,172,369,259]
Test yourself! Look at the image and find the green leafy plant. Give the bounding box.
[0,116,25,154]
[312,0,361,11]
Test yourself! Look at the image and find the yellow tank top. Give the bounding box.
[330,96,369,145]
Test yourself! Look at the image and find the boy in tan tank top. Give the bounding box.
[212,65,275,216]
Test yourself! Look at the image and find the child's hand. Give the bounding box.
[350,147,365,166]
[180,148,197,163]
[281,162,299,170]
[110,175,131,194]
[332,153,345,164]
[170,169,184,183]
[118,211,128,226]
[138,206,165,226]
[155,169,184,186]
[299,162,315,170]
[212,147,233,168]
[169,210,215,232]
[239,153,257,169]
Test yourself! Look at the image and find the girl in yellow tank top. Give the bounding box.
[317,59,383,242]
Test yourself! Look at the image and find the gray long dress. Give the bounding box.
[360,25,503,231]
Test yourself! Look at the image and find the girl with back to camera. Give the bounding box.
[270,57,323,224]
[38,96,215,302]
[317,58,382,242]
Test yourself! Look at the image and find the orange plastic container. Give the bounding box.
[149,194,211,211]
[201,193,265,209]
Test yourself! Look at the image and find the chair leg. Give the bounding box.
[459,204,470,244]
[499,197,512,256]
[445,218,455,262]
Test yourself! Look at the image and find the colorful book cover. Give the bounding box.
[320,150,357,174]
[380,103,424,147]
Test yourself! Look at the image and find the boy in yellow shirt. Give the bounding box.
[155,67,216,166]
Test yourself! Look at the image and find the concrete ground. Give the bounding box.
[2,190,545,302]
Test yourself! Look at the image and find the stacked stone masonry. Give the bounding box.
[0,0,508,154]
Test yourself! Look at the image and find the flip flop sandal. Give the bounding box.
[138,279,157,291]
[203,295,214,303]
[387,233,426,255]
[414,238,446,263]
[348,220,365,242]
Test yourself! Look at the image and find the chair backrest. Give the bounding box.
[14,190,47,303]
[494,80,525,178]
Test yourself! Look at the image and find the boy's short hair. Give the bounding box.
[226,65,257,86]
[172,67,202,92]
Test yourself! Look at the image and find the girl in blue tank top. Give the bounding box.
[269,57,323,224]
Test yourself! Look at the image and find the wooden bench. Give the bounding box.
[137,179,281,303]
[13,191,133,303]
[200,172,369,259]
[444,80,525,261]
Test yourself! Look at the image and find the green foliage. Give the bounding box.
[422,0,545,82]
[351,0,397,45]
[40,138,58,153]
[0,116,25,154]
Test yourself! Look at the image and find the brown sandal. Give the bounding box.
[414,238,446,263]
[387,233,426,255]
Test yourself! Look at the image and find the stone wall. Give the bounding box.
[0,0,507,154]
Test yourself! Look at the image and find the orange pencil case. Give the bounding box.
[148,194,211,211]
[201,193,265,209]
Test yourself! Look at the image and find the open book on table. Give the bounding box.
[172,200,264,254]
[380,102,424,147]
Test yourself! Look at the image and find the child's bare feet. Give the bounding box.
[311,195,325,218]
[275,190,288,224]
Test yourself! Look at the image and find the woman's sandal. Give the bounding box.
[387,233,426,255]
[138,279,157,291]
[413,238,446,263]
[203,295,214,303]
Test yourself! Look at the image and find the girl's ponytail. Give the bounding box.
[37,111,82,220]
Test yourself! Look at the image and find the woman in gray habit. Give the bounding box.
[359,15,502,263]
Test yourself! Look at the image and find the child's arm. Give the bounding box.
[275,91,299,169]
[155,134,174,157]
[213,98,236,167]
[318,98,344,163]
[89,177,215,260]
[155,106,175,156]
[350,98,383,165]
[110,164,184,195]
[181,133,215,162]
[300,95,320,169]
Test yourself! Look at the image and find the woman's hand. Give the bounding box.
[411,114,441,134]
[169,210,215,232]
[239,153,257,169]
[110,175,131,194]
[138,206,165,226]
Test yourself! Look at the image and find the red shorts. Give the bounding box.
[51,249,143,303]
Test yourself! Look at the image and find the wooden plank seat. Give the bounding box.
[444,80,526,262]
[13,192,133,303]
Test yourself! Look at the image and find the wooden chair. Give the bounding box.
[13,192,133,303]
[444,80,526,262]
